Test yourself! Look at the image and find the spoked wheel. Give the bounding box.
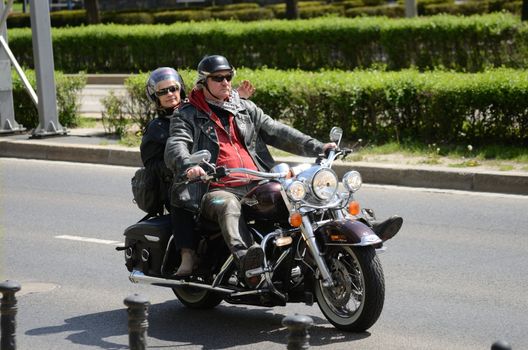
[173,285,223,309]
[314,246,385,332]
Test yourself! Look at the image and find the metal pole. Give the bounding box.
[29,0,67,137]
[124,294,150,350]
[0,0,24,134]
[0,37,38,106]
[282,314,313,350]
[0,280,21,350]
[405,0,417,18]
[0,0,14,27]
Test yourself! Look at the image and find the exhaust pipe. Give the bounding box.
[129,270,236,295]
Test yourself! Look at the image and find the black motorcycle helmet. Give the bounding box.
[145,67,186,108]
[196,55,235,85]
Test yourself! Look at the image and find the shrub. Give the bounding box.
[503,1,522,15]
[423,2,488,16]
[102,11,155,24]
[100,91,128,136]
[50,9,87,27]
[119,68,528,145]
[123,74,158,132]
[212,8,274,21]
[341,0,366,10]
[153,10,212,23]
[8,14,528,73]
[11,71,86,129]
[211,3,261,10]
[363,0,384,5]
[346,4,404,18]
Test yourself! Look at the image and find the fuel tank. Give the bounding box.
[241,181,289,223]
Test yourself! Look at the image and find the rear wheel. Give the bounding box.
[173,286,223,309]
[314,246,384,332]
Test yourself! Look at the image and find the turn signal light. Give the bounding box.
[348,201,360,216]
[289,212,302,227]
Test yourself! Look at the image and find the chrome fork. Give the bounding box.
[301,216,334,287]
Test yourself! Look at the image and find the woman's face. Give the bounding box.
[156,79,181,109]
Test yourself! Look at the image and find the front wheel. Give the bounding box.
[173,287,223,309]
[314,246,385,332]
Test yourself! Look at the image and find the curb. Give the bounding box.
[1,139,527,196]
[0,139,141,167]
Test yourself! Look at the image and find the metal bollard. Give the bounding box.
[491,340,512,350]
[0,280,21,350]
[282,314,314,350]
[124,294,150,350]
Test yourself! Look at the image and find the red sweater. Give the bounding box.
[189,89,258,187]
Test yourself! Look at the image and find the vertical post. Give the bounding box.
[405,0,417,18]
[282,314,313,350]
[29,0,67,137]
[0,280,21,350]
[491,340,512,350]
[124,294,150,350]
[0,0,24,134]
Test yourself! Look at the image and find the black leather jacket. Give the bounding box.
[140,113,174,208]
[164,98,324,211]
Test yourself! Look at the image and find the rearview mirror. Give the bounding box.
[329,126,343,144]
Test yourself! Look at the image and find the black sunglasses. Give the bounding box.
[155,85,179,97]
[209,74,233,83]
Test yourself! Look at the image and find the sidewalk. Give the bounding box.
[1,76,527,196]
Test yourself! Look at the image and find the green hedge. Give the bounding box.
[346,4,404,18]
[122,68,528,145]
[11,71,86,129]
[6,0,523,28]
[8,14,528,73]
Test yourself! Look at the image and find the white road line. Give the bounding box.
[56,235,123,246]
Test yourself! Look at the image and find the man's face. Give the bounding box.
[155,79,181,109]
[204,70,233,101]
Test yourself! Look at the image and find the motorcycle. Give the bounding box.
[118,126,402,332]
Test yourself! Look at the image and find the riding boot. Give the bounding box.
[174,248,195,277]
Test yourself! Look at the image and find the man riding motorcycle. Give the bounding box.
[164,55,401,287]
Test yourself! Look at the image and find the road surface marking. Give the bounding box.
[56,234,122,246]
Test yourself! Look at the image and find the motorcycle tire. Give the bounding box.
[314,245,385,332]
[172,287,223,309]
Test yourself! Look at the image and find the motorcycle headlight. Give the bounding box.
[343,171,362,192]
[312,169,338,200]
[286,181,306,201]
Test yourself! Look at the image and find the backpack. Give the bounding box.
[131,167,164,215]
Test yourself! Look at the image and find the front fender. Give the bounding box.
[315,219,381,246]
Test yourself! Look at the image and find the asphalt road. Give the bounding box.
[0,158,527,350]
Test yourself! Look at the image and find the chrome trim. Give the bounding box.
[299,197,345,211]
[227,168,288,179]
[376,246,387,254]
[129,270,235,294]
[144,235,160,242]
[141,249,149,262]
[301,216,334,287]
[212,255,235,288]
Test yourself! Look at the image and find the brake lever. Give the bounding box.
[186,166,228,184]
